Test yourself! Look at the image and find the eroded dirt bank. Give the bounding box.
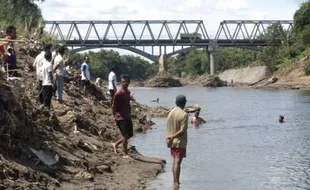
[0,44,170,190]
[218,66,268,85]
[217,59,310,90]
[252,57,310,90]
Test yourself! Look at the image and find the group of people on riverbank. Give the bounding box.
[33,44,91,109]
[30,40,208,188]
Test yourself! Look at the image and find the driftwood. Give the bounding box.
[248,78,266,86]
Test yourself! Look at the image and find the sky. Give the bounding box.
[37,0,304,60]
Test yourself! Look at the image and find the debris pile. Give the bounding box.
[202,76,227,87]
[145,71,182,87]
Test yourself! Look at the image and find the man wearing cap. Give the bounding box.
[166,95,188,187]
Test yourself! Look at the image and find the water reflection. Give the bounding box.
[130,87,310,190]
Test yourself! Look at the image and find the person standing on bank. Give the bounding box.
[53,46,65,103]
[42,51,54,109]
[112,74,135,159]
[166,95,188,187]
[33,44,52,103]
[108,65,117,106]
[81,56,91,98]
[51,44,59,97]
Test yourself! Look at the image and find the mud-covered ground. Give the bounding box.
[0,45,170,190]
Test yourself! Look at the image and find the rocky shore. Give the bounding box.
[0,44,170,190]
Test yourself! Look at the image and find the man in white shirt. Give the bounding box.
[108,65,117,106]
[81,56,91,98]
[33,44,52,104]
[42,51,54,109]
[53,46,66,103]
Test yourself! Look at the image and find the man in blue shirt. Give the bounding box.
[81,56,91,98]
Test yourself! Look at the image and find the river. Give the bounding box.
[130,86,310,190]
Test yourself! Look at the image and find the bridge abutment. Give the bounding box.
[158,54,167,72]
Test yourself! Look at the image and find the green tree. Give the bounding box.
[0,0,43,34]
[69,49,157,80]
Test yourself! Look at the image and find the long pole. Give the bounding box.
[0,39,27,43]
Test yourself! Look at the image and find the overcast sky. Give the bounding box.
[37,0,304,58]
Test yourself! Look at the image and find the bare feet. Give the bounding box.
[112,143,118,154]
[174,183,180,189]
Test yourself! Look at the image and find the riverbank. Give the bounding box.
[0,46,170,190]
[217,60,310,90]
[131,57,310,90]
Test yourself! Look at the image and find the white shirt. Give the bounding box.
[65,65,71,74]
[51,51,57,65]
[33,51,45,80]
[96,77,101,84]
[81,62,90,80]
[54,54,64,76]
[108,71,116,90]
[42,59,53,86]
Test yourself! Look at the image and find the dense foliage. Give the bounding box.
[69,50,157,80]
[0,0,44,36]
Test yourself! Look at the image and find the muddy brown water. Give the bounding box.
[130,86,310,190]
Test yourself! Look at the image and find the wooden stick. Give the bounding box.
[0,39,27,43]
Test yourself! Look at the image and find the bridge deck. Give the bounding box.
[63,39,278,47]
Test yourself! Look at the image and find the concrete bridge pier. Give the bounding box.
[158,46,168,72]
[208,42,218,76]
[158,54,167,72]
[208,51,216,76]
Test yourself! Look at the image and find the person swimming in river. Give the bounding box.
[279,115,284,123]
[191,110,206,125]
[151,98,159,103]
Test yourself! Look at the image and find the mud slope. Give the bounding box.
[254,57,310,89]
[218,66,268,84]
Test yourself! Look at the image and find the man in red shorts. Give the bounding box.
[112,74,135,159]
[166,94,188,187]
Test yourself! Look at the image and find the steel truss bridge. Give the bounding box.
[44,20,294,61]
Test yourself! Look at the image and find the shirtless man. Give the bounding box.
[191,110,206,125]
